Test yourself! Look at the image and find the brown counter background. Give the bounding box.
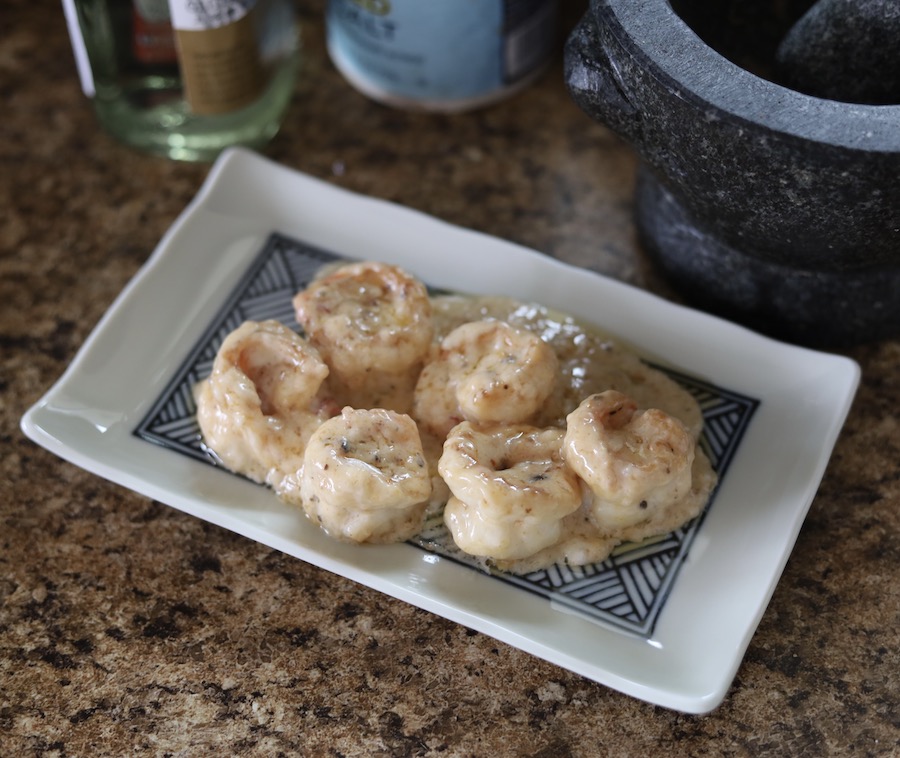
[2,1,898,755]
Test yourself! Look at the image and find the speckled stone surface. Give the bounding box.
[564,0,900,346]
[776,0,900,105]
[2,1,898,755]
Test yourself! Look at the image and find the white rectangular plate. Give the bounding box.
[21,148,859,713]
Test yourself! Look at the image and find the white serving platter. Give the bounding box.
[21,147,859,713]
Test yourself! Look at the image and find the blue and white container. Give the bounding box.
[326,0,558,111]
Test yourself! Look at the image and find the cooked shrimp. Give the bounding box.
[413,320,559,439]
[563,390,696,534]
[292,262,433,412]
[429,294,704,437]
[492,508,621,575]
[438,423,583,560]
[298,407,431,543]
[195,320,336,490]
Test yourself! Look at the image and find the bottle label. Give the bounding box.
[326,0,558,105]
[169,0,265,115]
[132,0,177,65]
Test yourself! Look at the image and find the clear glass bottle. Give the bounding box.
[63,0,299,161]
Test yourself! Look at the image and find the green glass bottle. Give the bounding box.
[63,0,299,161]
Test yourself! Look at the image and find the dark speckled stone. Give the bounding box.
[565,0,900,346]
[776,0,900,105]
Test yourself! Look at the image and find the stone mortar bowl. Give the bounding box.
[564,0,900,346]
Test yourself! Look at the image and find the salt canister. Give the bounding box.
[326,0,559,111]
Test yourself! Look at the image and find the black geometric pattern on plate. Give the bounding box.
[135,232,759,637]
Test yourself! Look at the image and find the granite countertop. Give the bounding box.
[2,1,898,755]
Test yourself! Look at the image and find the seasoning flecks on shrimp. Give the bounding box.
[195,265,718,575]
[292,262,433,413]
[413,320,559,439]
[298,407,432,544]
[563,390,707,541]
[195,320,337,492]
[439,422,583,561]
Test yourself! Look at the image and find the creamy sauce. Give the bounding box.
[424,294,715,574]
[429,295,703,437]
[197,266,716,574]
